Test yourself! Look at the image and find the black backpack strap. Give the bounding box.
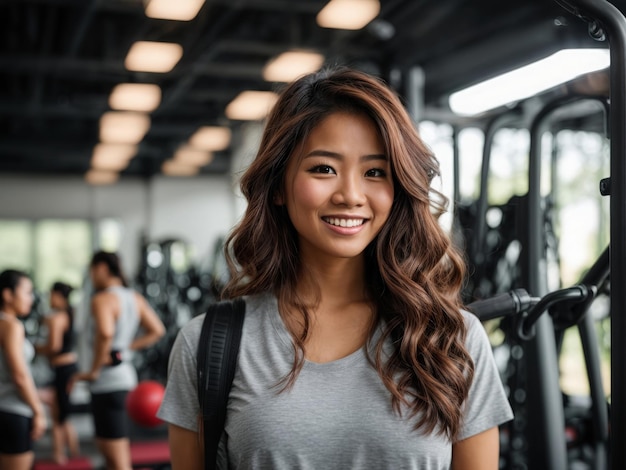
[196,298,246,470]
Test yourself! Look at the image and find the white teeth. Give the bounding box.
[324,217,364,228]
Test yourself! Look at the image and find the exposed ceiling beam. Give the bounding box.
[156,7,243,112]
[0,101,106,118]
[209,0,325,14]
[11,0,143,12]
[0,55,265,81]
[66,0,99,57]
[31,4,58,108]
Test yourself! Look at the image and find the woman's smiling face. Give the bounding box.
[280,111,394,263]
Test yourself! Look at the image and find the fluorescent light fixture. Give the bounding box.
[91,143,138,171]
[144,0,205,21]
[317,0,380,30]
[124,41,183,73]
[263,50,325,82]
[174,145,213,166]
[225,91,279,120]
[109,83,162,112]
[188,126,231,151]
[99,111,151,144]
[85,169,119,185]
[449,48,611,116]
[162,159,200,176]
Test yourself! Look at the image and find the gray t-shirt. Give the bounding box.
[158,293,513,469]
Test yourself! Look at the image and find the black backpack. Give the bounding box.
[196,298,246,470]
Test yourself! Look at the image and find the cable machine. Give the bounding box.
[464,1,625,467]
[552,2,626,469]
[526,94,609,469]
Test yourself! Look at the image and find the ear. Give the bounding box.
[1,287,12,306]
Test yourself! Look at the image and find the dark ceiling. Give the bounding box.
[0,0,620,177]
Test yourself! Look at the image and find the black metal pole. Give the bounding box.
[452,125,460,207]
[580,307,610,470]
[527,98,571,470]
[528,94,610,469]
[475,112,522,266]
[553,2,626,469]
[578,246,610,470]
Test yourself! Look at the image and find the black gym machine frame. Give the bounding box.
[474,97,613,469]
[466,1,626,468]
[545,2,624,469]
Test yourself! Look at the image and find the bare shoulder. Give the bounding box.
[92,290,115,302]
[134,291,155,316]
[91,290,118,312]
[0,316,24,342]
[133,291,151,311]
[133,290,146,305]
[48,310,69,328]
[0,314,21,330]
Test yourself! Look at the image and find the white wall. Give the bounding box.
[230,122,264,220]
[146,175,238,263]
[0,173,237,277]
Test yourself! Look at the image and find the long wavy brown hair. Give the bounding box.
[223,67,474,441]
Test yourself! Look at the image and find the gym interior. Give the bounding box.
[1,0,625,469]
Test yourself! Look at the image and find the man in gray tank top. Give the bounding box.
[69,251,165,470]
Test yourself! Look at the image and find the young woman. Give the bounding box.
[36,281,80,464]
[159,68,513,469]
[0,270,47,470]
[69,251,165,470]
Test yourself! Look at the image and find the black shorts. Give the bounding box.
[91,391,129,439]
[0,410,32,454]
[53,362,78,423]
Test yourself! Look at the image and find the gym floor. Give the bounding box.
[33,402,171,470]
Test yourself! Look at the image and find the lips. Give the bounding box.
[322,217,366,228]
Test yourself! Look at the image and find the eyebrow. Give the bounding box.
[303,149,388,162]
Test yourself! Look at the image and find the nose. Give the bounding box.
[331,172,366,207]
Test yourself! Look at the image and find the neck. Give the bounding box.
[102,278,123,289]
[296,254,369,307]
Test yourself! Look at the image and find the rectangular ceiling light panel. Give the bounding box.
[85,169,119,185]
[225,91,279,120]
[174,146,213,166]
[109,83,162,112]
[91,143,138,171]
[449,48,611,116]
[263,51,325,82]
[162,159,200,176]
[188,126,232,151]
[145,0,206,21]
[99,112,151,144]
[125,41,183,73]
[317,0,380,30]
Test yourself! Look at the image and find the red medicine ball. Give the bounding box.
[126,380,165,427]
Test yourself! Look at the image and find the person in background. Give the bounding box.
[36,281,80,464]
[69,251,165,470]
[0,269,47,470]
[159,67,513,470]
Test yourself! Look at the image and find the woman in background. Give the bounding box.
[70,251,165,470]
[36,281,80,464]
[0,269,46,470]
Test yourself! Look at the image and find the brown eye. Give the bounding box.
[365,168,386,177]
[307,165,336,174]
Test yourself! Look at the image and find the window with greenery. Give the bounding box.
[0,220,33,273]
